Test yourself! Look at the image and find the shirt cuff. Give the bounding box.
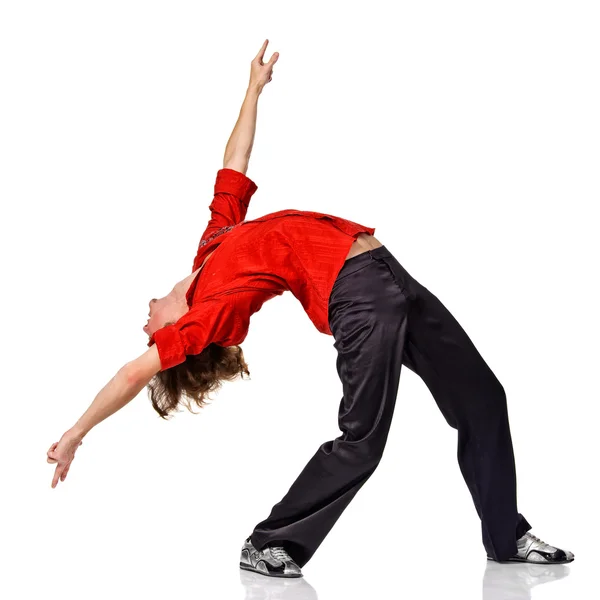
[151,325,187,371]
[214,168,258,206]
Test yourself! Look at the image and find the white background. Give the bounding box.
[1,1,598,599]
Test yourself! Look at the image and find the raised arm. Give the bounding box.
[193,40,278,266]
[223,39,279,174]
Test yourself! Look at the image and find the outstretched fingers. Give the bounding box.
[52,462,66,488]
[254,39,269,64]
[60,463,71,482]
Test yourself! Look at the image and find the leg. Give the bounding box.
[249,249,411,569]
[382,250,532,561]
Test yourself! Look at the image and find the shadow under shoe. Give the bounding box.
[240,536,303,578]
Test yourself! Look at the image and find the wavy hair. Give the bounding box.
[146,330,250,419]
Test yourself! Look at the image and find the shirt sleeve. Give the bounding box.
[147,294,250,371]
[198,168,258,242]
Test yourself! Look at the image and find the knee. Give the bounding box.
[324,432,386,468]
[486,381,509,413]
[342,434,387,468]
[472,380,510,428]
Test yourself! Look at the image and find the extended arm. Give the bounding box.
[47,345,161,488]
[71,346,161,437]
[223,39,279,175]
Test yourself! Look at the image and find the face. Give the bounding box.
[143,290,183,338]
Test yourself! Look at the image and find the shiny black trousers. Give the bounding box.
[250,245,532,567]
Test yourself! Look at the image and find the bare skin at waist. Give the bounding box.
[345,233,383,260]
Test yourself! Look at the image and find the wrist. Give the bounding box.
[69,423,88,441]
[246,83,262,98]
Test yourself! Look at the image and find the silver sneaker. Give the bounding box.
[487,532,575,564]
[240,536,303,578]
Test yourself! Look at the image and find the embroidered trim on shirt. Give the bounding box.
[197,222,243,249]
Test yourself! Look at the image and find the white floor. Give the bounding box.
[4,518,589,600]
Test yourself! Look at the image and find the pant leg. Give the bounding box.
[371,246,532,561]
[250,248,411,568]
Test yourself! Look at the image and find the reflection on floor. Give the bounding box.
[483,559,570,600]
[237,556,572,600]
[239,569,318,600]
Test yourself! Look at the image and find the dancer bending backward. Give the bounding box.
[47,40,574,577]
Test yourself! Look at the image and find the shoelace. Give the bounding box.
[525,533,552,550]
[270,546,293,562]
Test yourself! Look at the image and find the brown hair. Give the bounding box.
[146,335,250,419]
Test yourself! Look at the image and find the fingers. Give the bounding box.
[47,444,58,463]
[266,52,279,68]
[60,463,71,482]
[254,39,268,62]
[52,463,65,488]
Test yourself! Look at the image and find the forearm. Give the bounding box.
[223,84,262,174]
[70,365,144,439]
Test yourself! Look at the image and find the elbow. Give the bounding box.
[121,362,154,392]
[123,345,163,389]
[122,363,142,388]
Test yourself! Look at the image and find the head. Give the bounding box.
[143,286,250,419]
[143,286,190,340]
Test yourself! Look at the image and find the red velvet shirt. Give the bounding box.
[148,168,376,371]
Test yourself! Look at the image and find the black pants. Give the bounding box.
[250,245,531,567]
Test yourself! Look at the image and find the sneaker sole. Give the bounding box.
[486,555,574,564]
[239,562,303,578]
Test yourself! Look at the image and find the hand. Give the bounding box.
[249,39,279,94]
[47,429,84,488]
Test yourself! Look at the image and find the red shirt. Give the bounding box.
[148,168,376,370]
